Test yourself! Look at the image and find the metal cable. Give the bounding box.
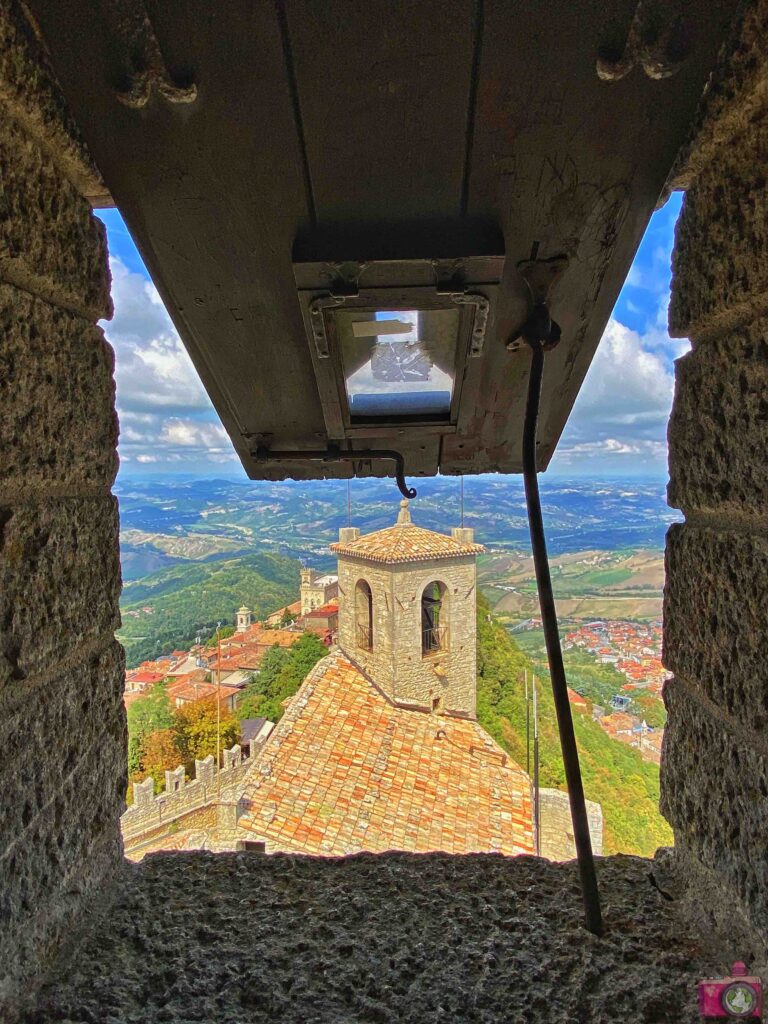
[522,327,604,937]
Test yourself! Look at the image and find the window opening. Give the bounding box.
[355,579,373,651]
[421,581,448,656]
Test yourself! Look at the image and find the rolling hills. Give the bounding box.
[118,551,300,666]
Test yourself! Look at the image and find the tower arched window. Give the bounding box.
[355,579,373,650]
[421,581,448,656]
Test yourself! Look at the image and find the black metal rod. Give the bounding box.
[522,336,603,937]
[253,447,416,500]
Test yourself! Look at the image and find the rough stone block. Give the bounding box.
[669,0,768,191]
[0,808,122,1015]
[661,676,768,934]
[0,640,126,857]
[668,321,768,513]
[0,496,121,688]
[0,726,125,919]
[664,523,768,732]
[0,108,111,319]
[670,120,768,338]
[0,0,108,204]
[0,284,118,491]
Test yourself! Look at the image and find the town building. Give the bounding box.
[235,605,253,632]
[299,567,338,615]
[122,503,601,862]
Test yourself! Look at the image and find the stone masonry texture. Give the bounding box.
[0,107,111,320]
[668,1,768,192]
[668,320,768,514]
[27,850,730,1024]
[337,553,477,717]
[0,0,108,203]
[662,677,768,935]
[0,0,124,1016]
[0,283,118,490]
[669,118,768,339]
[664,524,768,732]
[664,0,768,948]
[0,496,121,689]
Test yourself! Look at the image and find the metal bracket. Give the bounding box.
[308,294,345,359]
[507,303,562,353]
[451,292,490,357]
[253,446,417,499]
[113,0,198,108]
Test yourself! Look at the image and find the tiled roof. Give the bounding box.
[330,500,484,564]
[304,601,339,618]
[168,679,242,704]
[127,671,166,685]
[239,652,533,857]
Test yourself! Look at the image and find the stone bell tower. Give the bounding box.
[236,605,253,632]
[330,500,484,718]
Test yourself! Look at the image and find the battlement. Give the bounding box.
[539,789,603,861]
[121,742,265,842]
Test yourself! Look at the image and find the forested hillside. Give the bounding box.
[118,552,300,667]
[475,599,672,856]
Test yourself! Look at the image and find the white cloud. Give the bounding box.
[555,316,680,469]
[571,319,673,433]
[101,258,239,469]
[103,259,212,415]
[160,419,233,452]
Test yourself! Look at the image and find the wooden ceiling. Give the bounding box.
[29,0,739,484]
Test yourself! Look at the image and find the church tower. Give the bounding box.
[236,605,252,632]
[331,500,484,718]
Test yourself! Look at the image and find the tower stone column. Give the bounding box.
[0,1,123,1012]
[236,606,253,632]
[662,0,768,948]
[331,501,484,718]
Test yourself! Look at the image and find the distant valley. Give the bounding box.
[480,547,664,624]
[117,474,673,665]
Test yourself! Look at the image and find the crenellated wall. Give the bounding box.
[0,0,123,1014]
[538,789,603,862]
[662,0,768,948]
[121,744,259,851]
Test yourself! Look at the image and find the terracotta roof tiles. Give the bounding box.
[239,652,533,857]
[330,500,484,564]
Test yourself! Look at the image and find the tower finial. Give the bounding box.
[397,498,411,525]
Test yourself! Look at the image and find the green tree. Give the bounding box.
[475,596,673,856]
[205,624,235,648]
[632,693,667,728]
[173,696,240,773]
[236,633,327,724]
[126,680,173,747]
[140,728,182,792]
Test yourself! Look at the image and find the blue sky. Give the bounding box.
[97,193,685,479]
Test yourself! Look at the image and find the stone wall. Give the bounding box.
[121,745,258,854]
[538,788,603,862]
[0,1,123,1014]
[336,553,478,717]
[662,0,768,946]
